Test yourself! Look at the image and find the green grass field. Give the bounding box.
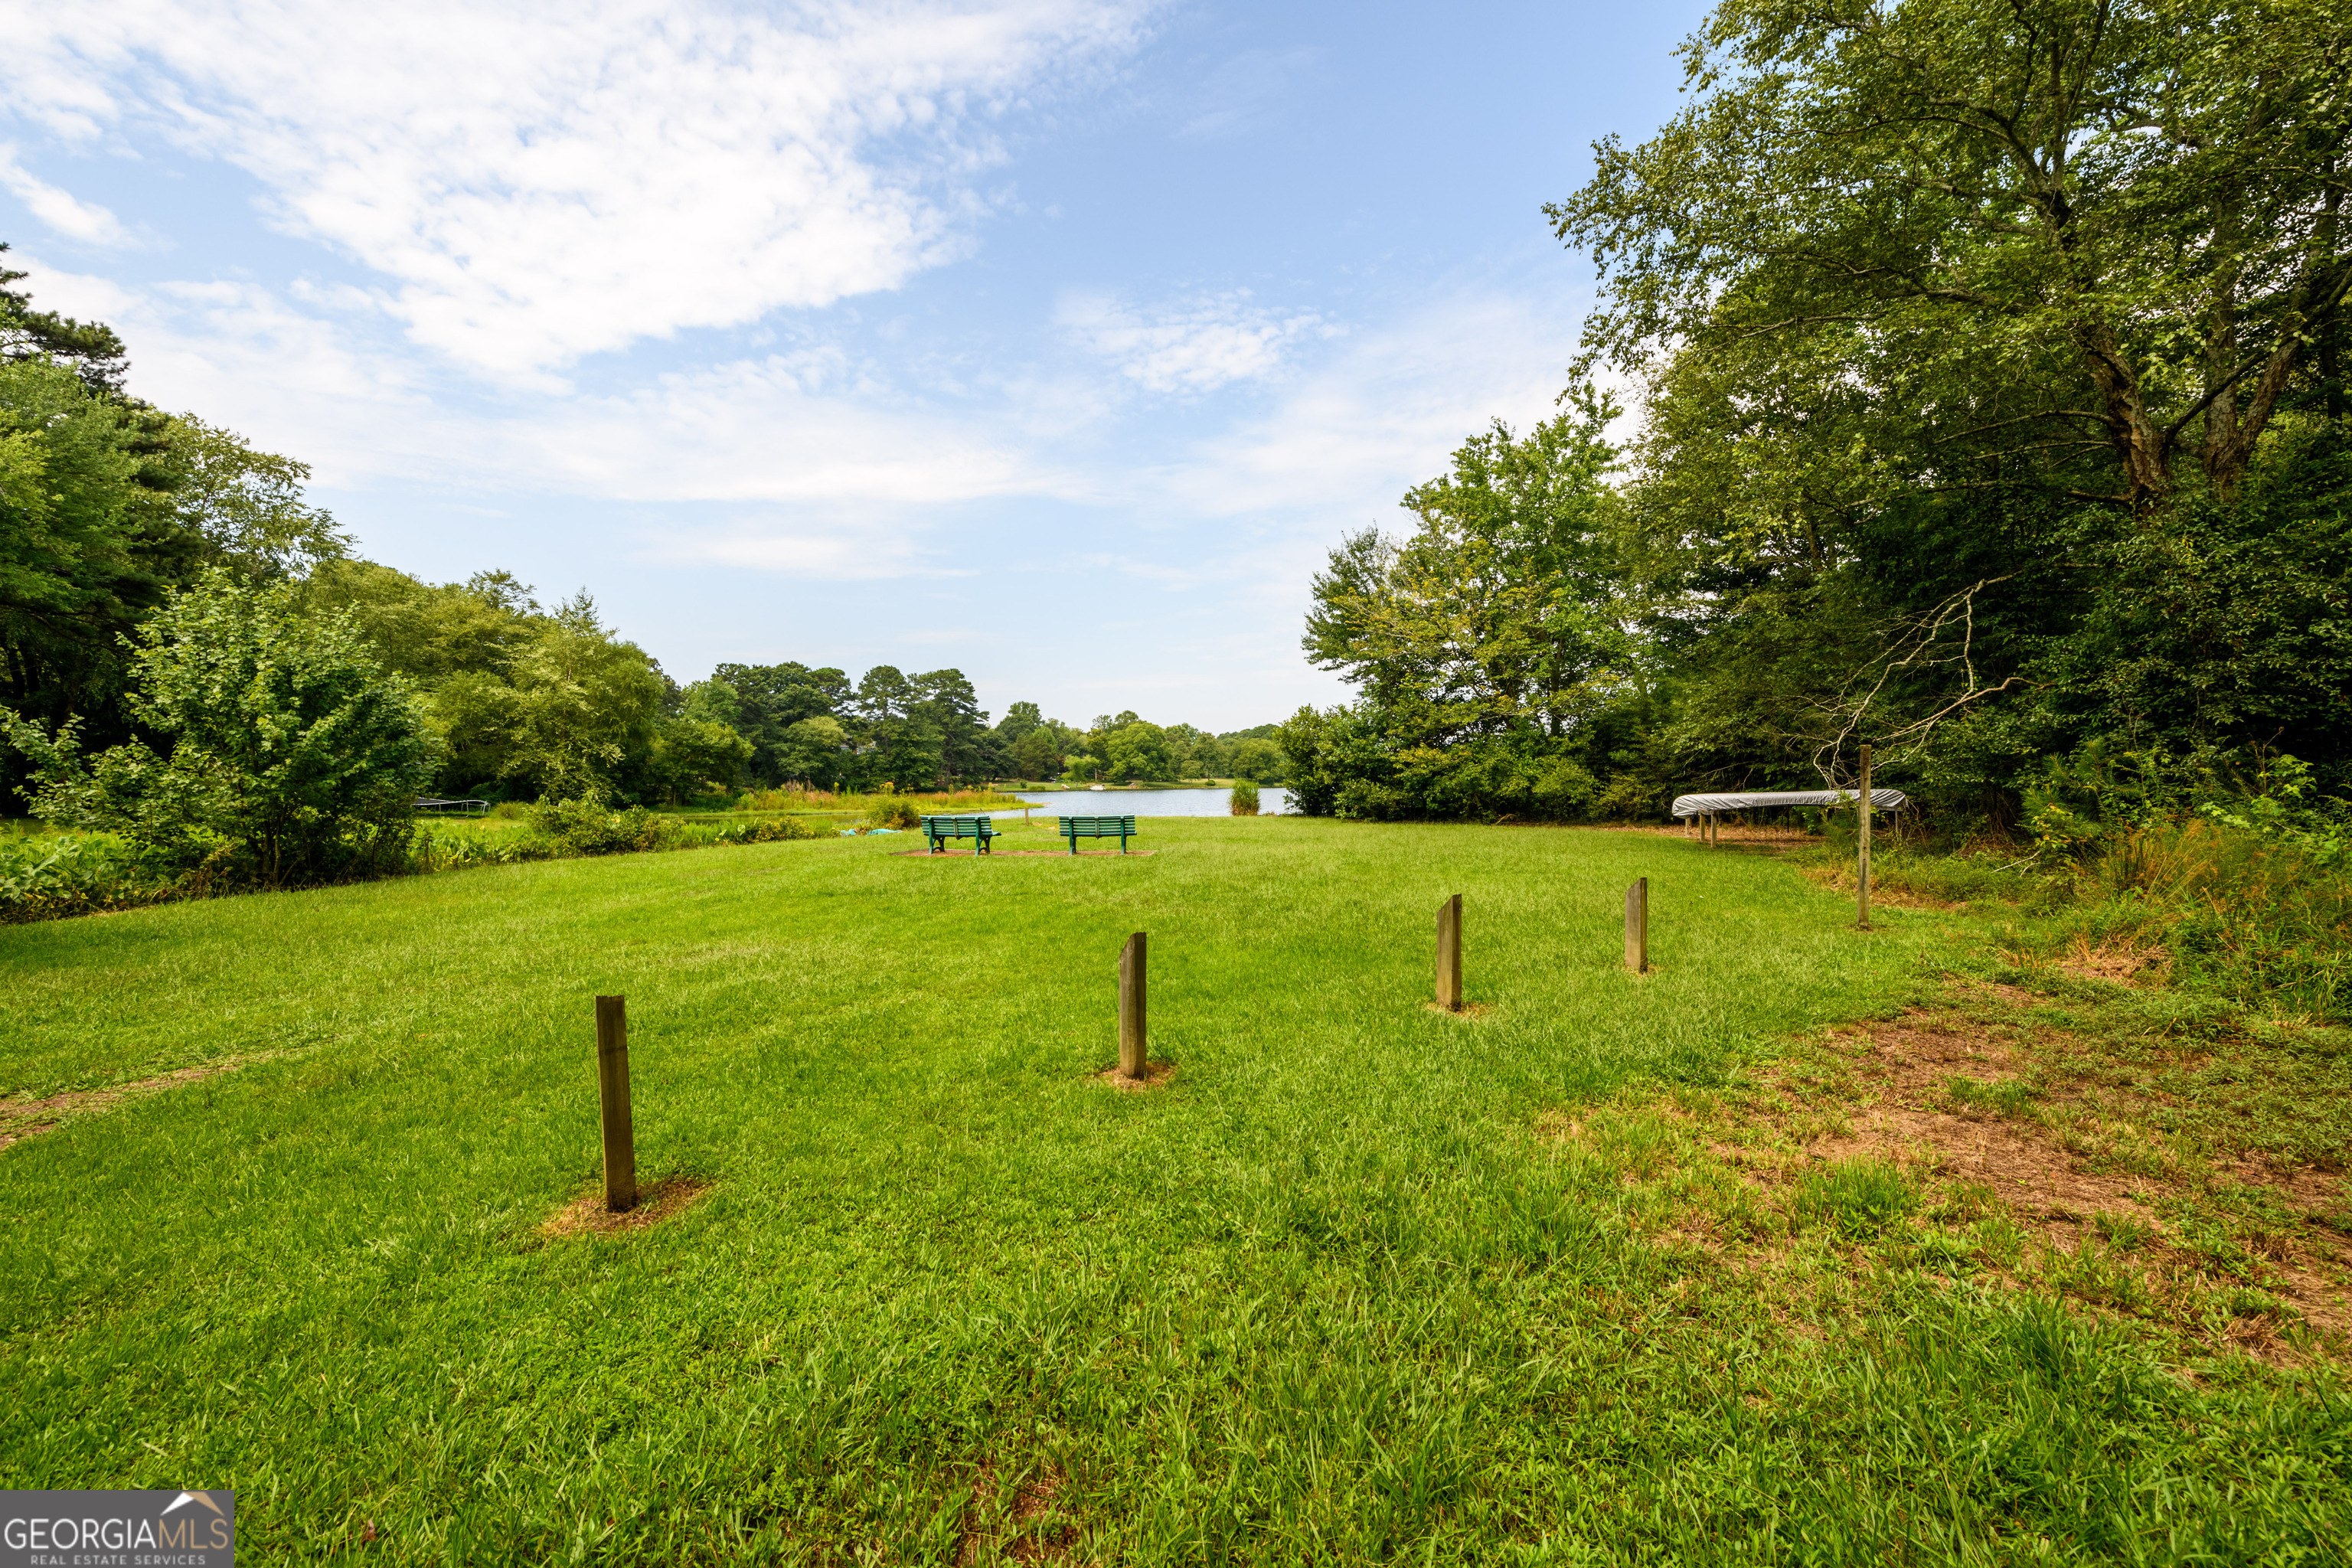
[4,818,2347,1562]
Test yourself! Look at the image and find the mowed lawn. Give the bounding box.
[3,818,2346,1562]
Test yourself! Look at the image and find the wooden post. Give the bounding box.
[1625,877,1648,973]
[595,995,637,1213]
[1118,931,1147,1078]
[1857,743,1873,932]
[1435,894,1462,1011]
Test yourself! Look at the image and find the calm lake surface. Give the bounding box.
[1009,786,1291,817]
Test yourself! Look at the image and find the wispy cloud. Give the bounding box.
[19,247,1584,577]
[0,145,136,247]
[1057,288,1334,394]
[2,1,1163,378]
[1177,47,1321,140]
[1175,287,1586,519]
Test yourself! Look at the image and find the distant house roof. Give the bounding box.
[1671,789,1907,818]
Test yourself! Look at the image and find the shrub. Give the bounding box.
[525,795,674,855]
[408,826,554,873]
[714,815,822,845]
[4,569,435,888]
[1230,779,1260,815]
[867,796,920,830]
[0,835,168,923]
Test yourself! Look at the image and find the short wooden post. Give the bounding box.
[1857,743,1873,932]
[1625,877,1648,973]
[1435,893,1462,1011]
[1118,931,1147,1078]
[595,995,637,1213]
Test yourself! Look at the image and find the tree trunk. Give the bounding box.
[2074,316,2172,509]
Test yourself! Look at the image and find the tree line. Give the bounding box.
[299,556,1286,802]
[1282,0,2351,830]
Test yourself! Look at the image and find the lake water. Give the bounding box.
[1008,786,1291,817]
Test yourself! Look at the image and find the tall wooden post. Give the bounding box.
[595,995,637,1213]
[1435,894,1462,1011]
[1857,743,1873,932]
[1118,932,1147,1078]
[1625,877,1648,973]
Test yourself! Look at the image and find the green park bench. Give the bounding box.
[920,815,997,854]
[1058,814,1138,854]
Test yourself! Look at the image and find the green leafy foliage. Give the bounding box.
[5,570,433,887]
[1285,399,1643,820]
[1397,0,2350,828]
[521,795,674,856]
[710,813,822,845]
[0,833,166,923]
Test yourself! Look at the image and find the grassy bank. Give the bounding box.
[2,818,2347,1560]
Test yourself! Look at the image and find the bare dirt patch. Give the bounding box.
[1426,1001,1497,1018]
[959,1460,1077,1565]
[1092,1060,1177,1092]
[540,1174,712,1239]
[1723,999,2352,1344]
[0,1060,258,1152]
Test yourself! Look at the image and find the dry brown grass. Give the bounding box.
[539,1174,714,1239]
[958,1459,1079,1564]
[1090,1061,1177,1093]
[0,1057,265,1151]
[1706,991,2352,1351]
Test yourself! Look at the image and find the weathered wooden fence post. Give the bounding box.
[1118,932,1147,1079]
[1435,894,1463,1011]
[1625,877,1648,973]
[1857,743,1873,932]
[595,995,637,1213]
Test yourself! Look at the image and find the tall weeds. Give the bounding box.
[2086,817,2352,1019]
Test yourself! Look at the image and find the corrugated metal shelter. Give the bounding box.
[1671,789,1906,818]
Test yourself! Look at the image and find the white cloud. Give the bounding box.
[1,1,1160,377]
[1058,288,1333,394]
[8,253,1586,612]
[1174,287,1586,519]
[15,252,1067,507]
[0,144,136,247]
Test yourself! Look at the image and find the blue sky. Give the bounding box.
[1,0,1704,731]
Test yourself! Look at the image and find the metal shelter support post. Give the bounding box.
[1857,743,1873,932]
